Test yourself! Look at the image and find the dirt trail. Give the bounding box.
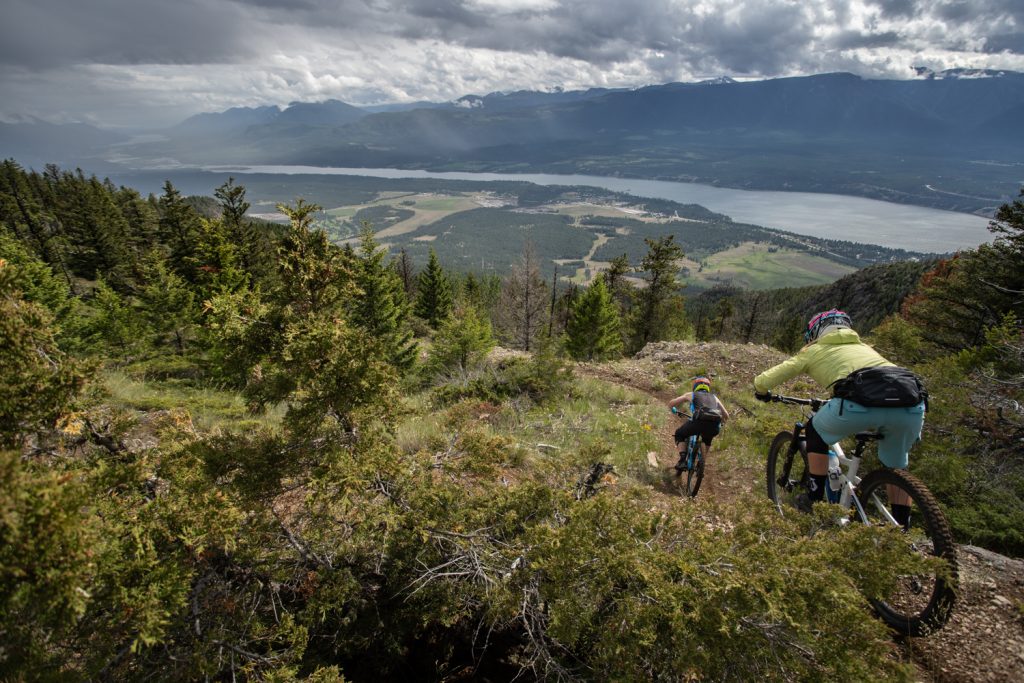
[580,342,1024,682]
[577,363,741,504]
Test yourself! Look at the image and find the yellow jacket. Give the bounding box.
[754,328,893,392]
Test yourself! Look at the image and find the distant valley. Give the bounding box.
[103,169,928,291]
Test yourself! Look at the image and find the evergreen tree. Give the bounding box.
[0,261,85,446]
[275,199,350,315]
[138,253,195,353]
[0,232,71,318]
[191,218,248,297]
[713,297,735,338]
[113,185,161,265]
[414,248,453,329]
[207,198,395,436]
[351,227,417,371]
[85,279,148,358]
[0,160,72,289]
[462,272,481,307]
[157,181,202,283]
[565,278,622,361]
[428,305,495,372]
[215,177,271,283]
[43,170,135,286]
[628,236,686,352]
[903,186,1024,354]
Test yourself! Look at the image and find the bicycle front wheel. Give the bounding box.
[853,468,958,636]
[766,430,808,510]
[686,447,705,498]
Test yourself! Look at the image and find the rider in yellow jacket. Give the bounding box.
[754,310,925,519]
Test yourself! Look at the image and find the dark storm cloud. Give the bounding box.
[0,0,255,69]
[985,33,1024,54]
[831,30,902,50]
[2,0,1023,127]
[3,0,1021,74]
[868,0,917,19]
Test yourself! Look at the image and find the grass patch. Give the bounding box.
[499,377,662,484]
[693,243,855,290]
[103,371,281,431]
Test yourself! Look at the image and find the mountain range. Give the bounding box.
[3,70,1023,212]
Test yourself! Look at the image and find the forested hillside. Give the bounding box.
[1,158,1021,680]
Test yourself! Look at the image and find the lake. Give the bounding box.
[212,165,995,253]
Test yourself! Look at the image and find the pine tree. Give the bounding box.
[628,235,687,352]
[275,199,352,315]
[191,217,249,297]
[85,279,148,358]
[350,227,417,371]
[0,262,85,446]
[429,305,495,372]
[604,252,633,310]
[414,248,453,329]
[113,185,160,259]
[0,160,72,289]
[207,198,395,437]
[713,297,735,338]
[158,181,202,283]
[138,252,195,353]
[566,278,622,361]
[215,177,271,283]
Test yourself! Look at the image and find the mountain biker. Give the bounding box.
[668,376,730,473]
[753,309,926,523]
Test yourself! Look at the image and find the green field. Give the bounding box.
[691,243,856,290]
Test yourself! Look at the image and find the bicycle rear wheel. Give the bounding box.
[853,468,958,636]
[686,444,705,498]
[766,430,809,510]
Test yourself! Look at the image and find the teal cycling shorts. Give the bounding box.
[809,398,926,469]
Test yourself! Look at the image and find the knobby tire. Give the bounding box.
[686,443,705,498]
[766,430,808,509]
[853,468,958,636]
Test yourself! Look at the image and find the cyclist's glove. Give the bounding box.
[754,391,772,403]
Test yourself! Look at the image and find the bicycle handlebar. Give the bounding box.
[756,392,827,411]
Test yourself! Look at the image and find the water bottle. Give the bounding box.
[827,450,842,492]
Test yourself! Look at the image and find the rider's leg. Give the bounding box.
[805,421,830,503]
[876,403,926,528]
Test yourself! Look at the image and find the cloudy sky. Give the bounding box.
[2,0,1022,128]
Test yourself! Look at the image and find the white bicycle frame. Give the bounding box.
[829,440,902,529]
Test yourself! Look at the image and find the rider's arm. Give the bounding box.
[754,352,809,393]
[715,396,731,423]
[668,392,693,410]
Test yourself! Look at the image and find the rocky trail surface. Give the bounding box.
[582,341,1024,683]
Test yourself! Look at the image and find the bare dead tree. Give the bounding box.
[500,241,548,352]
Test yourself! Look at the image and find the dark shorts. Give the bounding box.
[674,419,721,447]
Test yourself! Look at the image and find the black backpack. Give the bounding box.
[692,392,723,423]
[831,366,928,410]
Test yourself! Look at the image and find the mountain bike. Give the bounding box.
[760,393,957,636]
[671,407,705,498]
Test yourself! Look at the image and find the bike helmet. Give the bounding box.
[692,376,712,393]
[804,309,852,343]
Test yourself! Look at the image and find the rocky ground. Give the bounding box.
[581,341,1024,683]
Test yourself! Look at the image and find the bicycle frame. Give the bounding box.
[686,434,702,470]
[780,398,890,526]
